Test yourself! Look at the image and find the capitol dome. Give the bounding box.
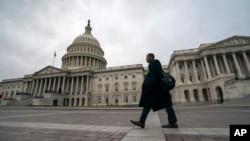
[61,20,107,70]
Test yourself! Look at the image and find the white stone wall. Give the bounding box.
[225,79,250,99]
[0,80,24,100]
[91,65,144,106]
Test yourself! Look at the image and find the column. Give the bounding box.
[23,82,28,93]
[34,79,39,95]
[43,78,47,95]
[66,77,69,94]
[75,76,79,94]
[86,76,89,93]
[175,62,181,84]
[52,77,56,92]
[213,55,221,75]
[74,98,77,106]
[80,76,84,94]
[48,78,52,91]
[242,51,250,74]
[84,96,88,106]
[222,54,230,73]
[232,52,243,77]
[192,60,199,83]
[30,80,35,94]
[201,59,207,81]
[26,82,30,93]
[89,77,92,93]
[80,56,82,66]
[79,97,83,106]
[204,56,212,79]
[69,99,72,107]
[89,57,91,67]
[85,57,88,66]
[29,82,33,93]
[70,77,74,95]
[38,79,42,96]
[23,82,26,93]
[184,60,190,84]
[62,77,65,94]
[57,77,61,92]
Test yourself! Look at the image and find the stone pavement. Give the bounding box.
[0,98,249,141]
[121,111,165,141]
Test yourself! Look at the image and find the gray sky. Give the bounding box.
[0,0,250,82]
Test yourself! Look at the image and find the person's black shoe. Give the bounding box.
[130,120,145,128]
[162,123,178,128]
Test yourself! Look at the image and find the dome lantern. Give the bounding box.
[84,19,92,35]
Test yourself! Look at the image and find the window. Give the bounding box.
[124,76,128,79]
[115,77,118,80]
[115,83,119,92]
[124,82,129,91]
[181,77,184,82]
[133,95,137,102]
[99,78,102,81]
[132,82,137,90]
[125,96,128,103]
[98,84,102,92]
[106,77,109,81]
[132,75,136,78]
[98,97,101,104]
[105,84,109,92]
[115,96,119,104]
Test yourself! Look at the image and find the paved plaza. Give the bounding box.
[0,104,249,141]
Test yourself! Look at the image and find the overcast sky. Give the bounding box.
[0,0,250,82]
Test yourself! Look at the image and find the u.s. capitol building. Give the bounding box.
[1,21,250,106]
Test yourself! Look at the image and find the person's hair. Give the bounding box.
[147,53,155,59]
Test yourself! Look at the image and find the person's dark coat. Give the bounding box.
[139,59,173,112]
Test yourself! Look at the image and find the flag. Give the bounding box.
[54,51,56,57]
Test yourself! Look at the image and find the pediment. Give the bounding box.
[34,66,64,75]
[208,36,250,48]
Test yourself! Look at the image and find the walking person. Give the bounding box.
[130,53,178,128]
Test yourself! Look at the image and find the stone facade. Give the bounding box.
[0,22,250,106]
[168,36,250,104]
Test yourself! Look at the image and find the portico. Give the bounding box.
[169,36,250,104]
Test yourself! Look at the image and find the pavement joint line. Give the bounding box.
[0,111,78,119]
[0,121,230,136]
[163,127,229,136]
[0,121,132,133]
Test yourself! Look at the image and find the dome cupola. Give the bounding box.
[61,20,107,70]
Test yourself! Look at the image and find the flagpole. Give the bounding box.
[52,50,56,67]
[52,56,55,67]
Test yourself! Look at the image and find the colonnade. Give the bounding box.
[23,75,91,96]
[174,51,250,84]
[62,56,106,69]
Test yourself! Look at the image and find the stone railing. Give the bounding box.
[105,64,143,70]
[173,48,199,54]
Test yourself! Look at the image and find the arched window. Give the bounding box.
[124,82,129,91]
[114,83,119,92]
[132,81,137,90]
